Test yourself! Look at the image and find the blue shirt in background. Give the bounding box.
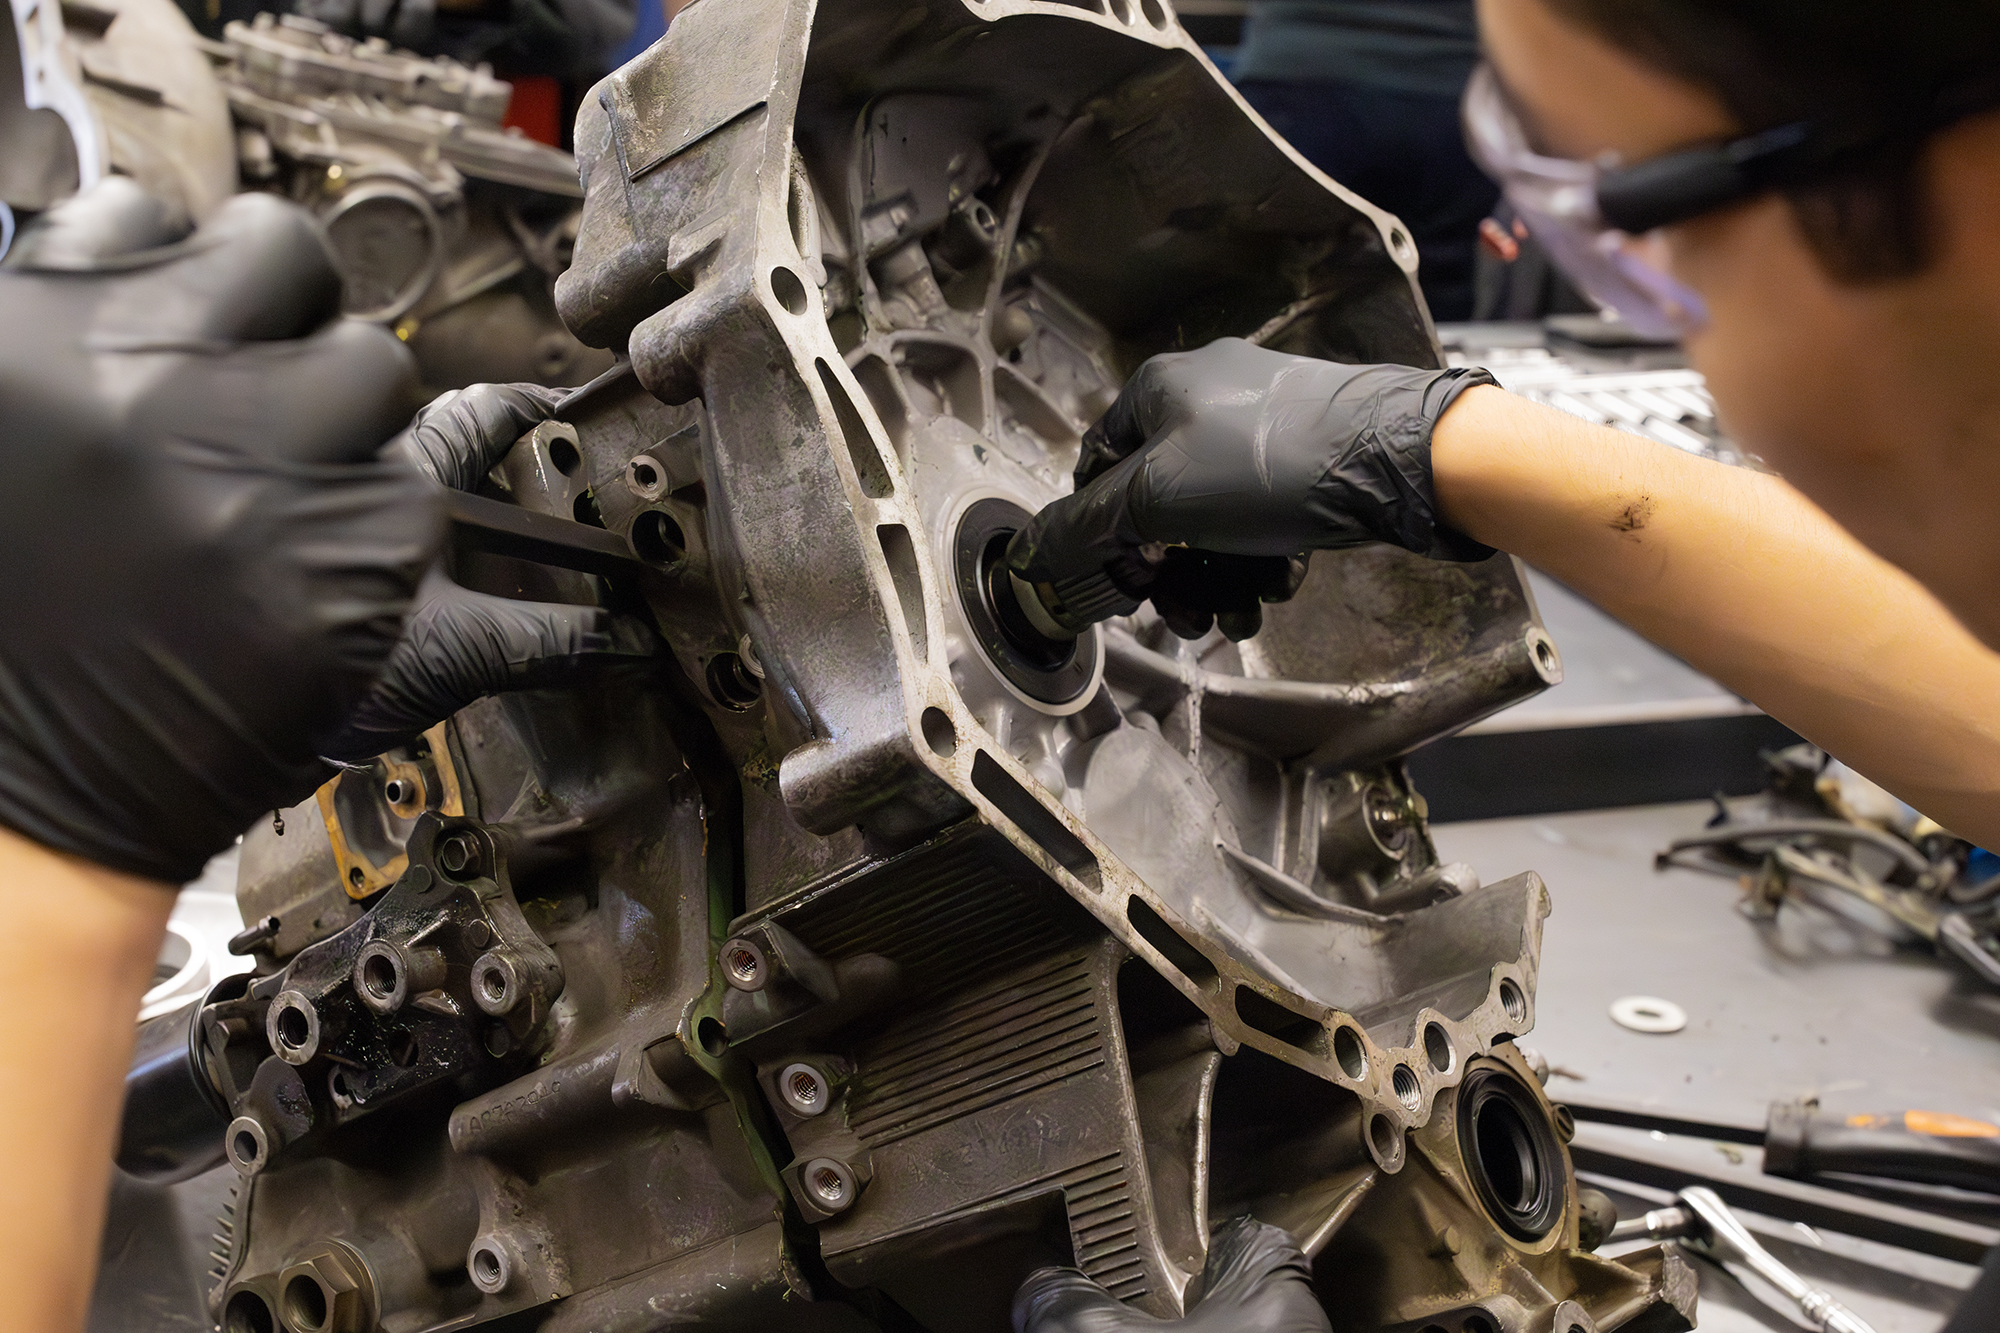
[1231,0,1480,98]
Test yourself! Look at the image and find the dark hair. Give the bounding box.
[1544,0,2000,281]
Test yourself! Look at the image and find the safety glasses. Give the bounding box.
[1461,63,1710,339]
[1463,61,2000,341]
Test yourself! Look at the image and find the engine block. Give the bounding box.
[141,1,1701,1330]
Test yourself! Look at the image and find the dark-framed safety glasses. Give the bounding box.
[1462,61,2000,340]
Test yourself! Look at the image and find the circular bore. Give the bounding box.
[1333,1026,1368,1080]
[283,1273,330,1332]
[1610,995,1687,1034]
[697,1016,728,1057]
[770,266,809,315]
[803,1157,856,1212]
[471,951,522,1016]
[224,1288,275,1333]
[1456,1064,1568,1241]
[227,1116,271,1175]
[1366,1114,1399,1164]
[354,941,406,1015]
[781,1062,830,1116]
[468,1238,513,1294]
[267,991,319,1065]
[1423,1022,1454,1074]
[625,454,668,501]
[630,509,687,566]
[436,830,482,879]
[1529,629,1562,682]
[1391,1064,1422,1111]
[706,652,763,710]
[1463,1315,1499,1333]
[953,497,1101,709]
[721,937,769,991]
[319,179,442,322]
[921,706,957,758]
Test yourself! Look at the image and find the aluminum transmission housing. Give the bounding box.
[145,0,1700,1330]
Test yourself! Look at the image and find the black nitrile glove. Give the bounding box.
[1013,1215,1331,1333]
[323,382,663,761]
[0,183,433,884]
[1007,337,1498,641]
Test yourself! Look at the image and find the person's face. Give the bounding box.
[1478,0,2000,646]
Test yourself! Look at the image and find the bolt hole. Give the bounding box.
[437,832,477,877]
[233,1129,261,1164]
[347,866,364,889]
[1533,635,1558,674]
[1333,1026,1368,1080]
[472,1245,503,1287]
[283,1275,329,1332]
[1392,1064,1422,1111]
[1424,1022,1453,1074]
[813,1166,844,1197]
[770,266,809,315]
[697,1016,727,1057]
[1388,227,1411,258]
[225,1290,275,1333]
[921,706,957,758]
[383,777,412,805]
[706,653,763,710]
[1367,1114,1398,1161]
[547,437,581,476]
[723,941,764,988]
[790,1069,823,1108]
[362,952,399,1000]
[1499,978,1527,1024]
[631,509,686,566]
[274,1004,311,1050]
[479,966,509,1005]
[631,460,660,490]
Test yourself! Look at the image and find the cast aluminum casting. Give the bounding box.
[128,0,1698,1330]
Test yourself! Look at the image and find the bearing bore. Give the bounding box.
[1456,1063,1568,1240]
[952,497,1099,706]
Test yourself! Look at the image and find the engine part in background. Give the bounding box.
[1,0,611,390]
[1656,744,2000,988]
[4,0,233,229]
[124,0,1689,1330]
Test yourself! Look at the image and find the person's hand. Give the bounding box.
[1012,1215,1332,1333]
[0,181,435,885]
[323,382,662,761]
[1005,337,1498,640]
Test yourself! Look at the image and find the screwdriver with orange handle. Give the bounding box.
[1764,1100,2000,1193]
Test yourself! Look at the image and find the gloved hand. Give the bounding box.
[323,382,662,761]
[0,182,432,884]
[1013,1215,1331,1333]
[1006,337,1499,641]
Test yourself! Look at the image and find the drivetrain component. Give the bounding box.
[119,1,1697,1330]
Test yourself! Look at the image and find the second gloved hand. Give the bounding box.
[1005,338,1498,641]
[324,382,662,762]
[1012,1215,1331,1333]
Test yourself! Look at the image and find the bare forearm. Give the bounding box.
[0,827,174,1333]
[1434,386,2000,843]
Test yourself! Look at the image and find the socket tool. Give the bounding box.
[1611,1185,1878,1333]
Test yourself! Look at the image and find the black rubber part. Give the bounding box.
[954,497,1098,707]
